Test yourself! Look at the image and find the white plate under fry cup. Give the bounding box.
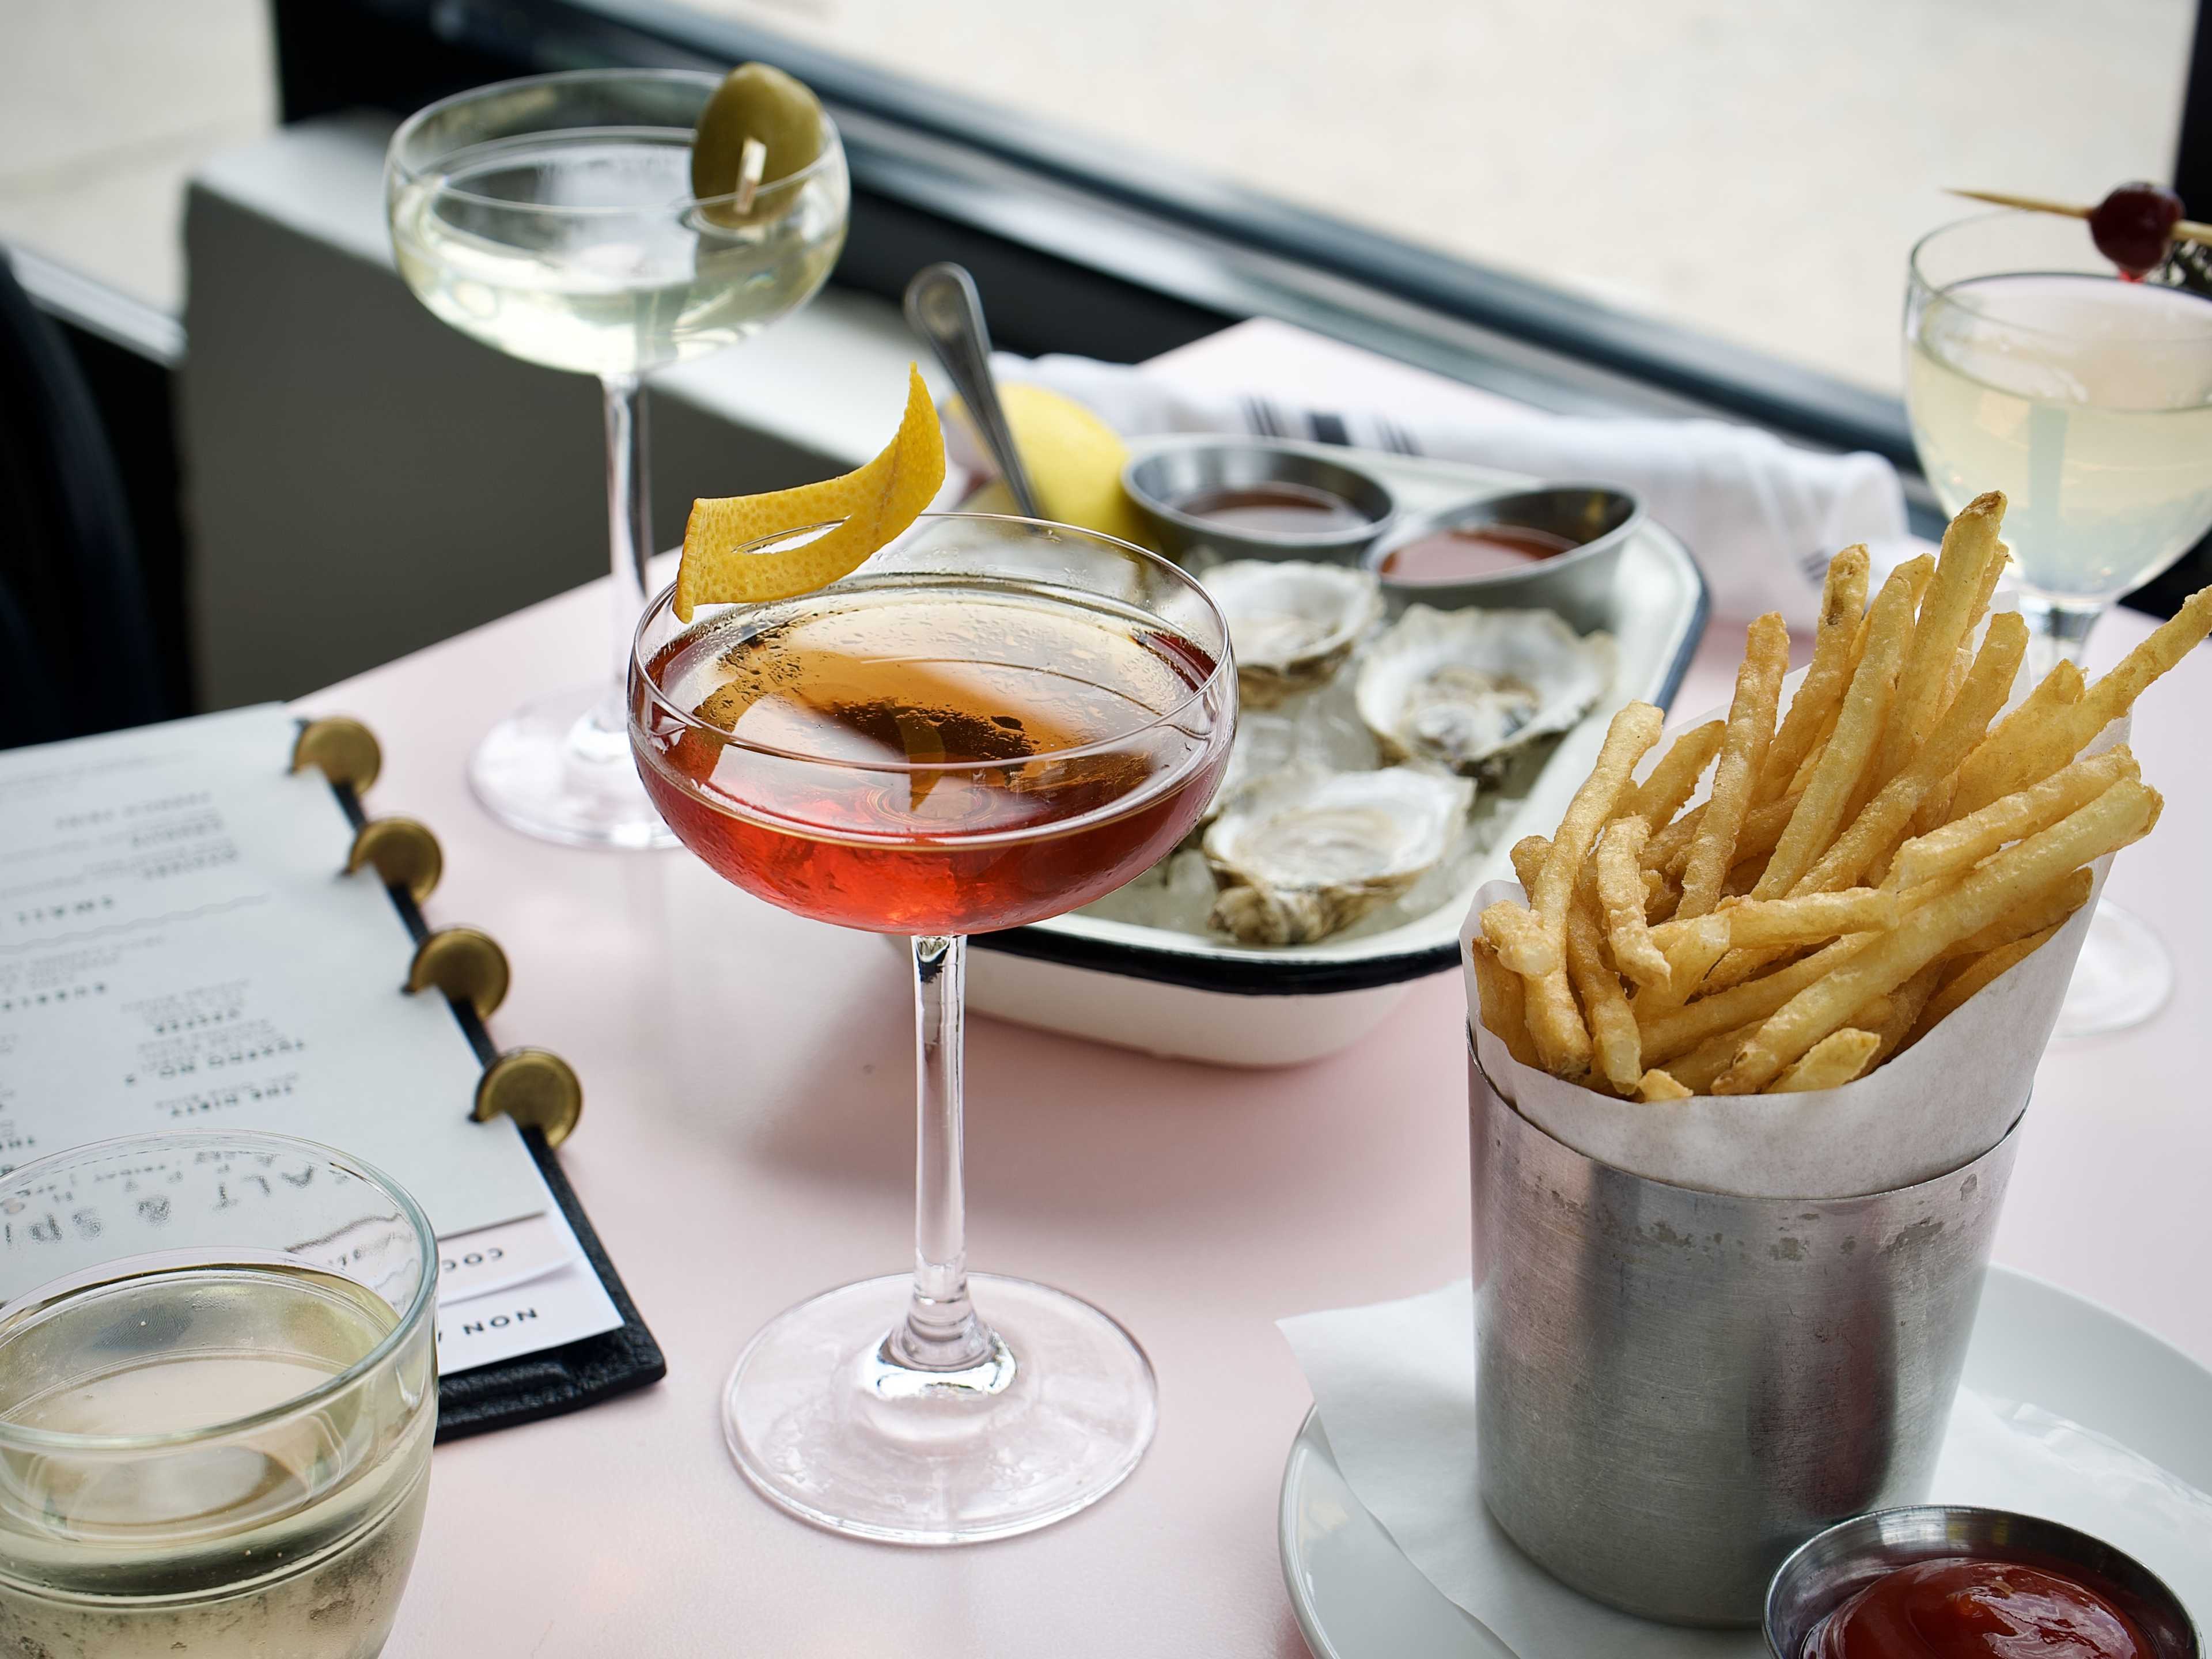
[1278,1266,2212,1659]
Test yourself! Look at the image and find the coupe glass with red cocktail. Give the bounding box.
[631,512,1235,1543]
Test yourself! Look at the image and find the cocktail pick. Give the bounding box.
[1948,188,2212,248]
[733,137,768,216]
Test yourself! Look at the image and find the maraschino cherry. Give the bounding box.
[2089,181,2186,276]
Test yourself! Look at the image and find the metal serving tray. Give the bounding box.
[962,437,1710,1066]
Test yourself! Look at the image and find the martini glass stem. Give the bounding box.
[2019,589,2103,677]
[895,934,996,1373]
[597,372,652,737]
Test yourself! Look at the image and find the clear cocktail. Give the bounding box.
[1905,210,2212,1035]
[387,70,849,849]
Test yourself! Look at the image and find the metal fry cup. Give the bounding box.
[1469,1052,2021,1627]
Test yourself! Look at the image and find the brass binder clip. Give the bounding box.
[406,927,510,1020]
[475,1048,584,1148]
[291,717,382,793]
[346,817,444,903]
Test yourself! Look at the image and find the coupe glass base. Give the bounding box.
[722,1272,1158,1546]
[468,684,677,850]
[2055,899,2173,1039]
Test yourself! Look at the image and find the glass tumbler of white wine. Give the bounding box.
[0,1133,438,1659]
[387,69,850,849]
[1904,209,2212,1036]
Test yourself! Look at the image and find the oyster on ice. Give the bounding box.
[1198,689,1380,825]
[1202,762,1472,946]
[1202,711,1297,823]
[1201,560,1381,710]
[1354,604,1612,773]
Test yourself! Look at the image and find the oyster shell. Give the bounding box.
[1202,762,1472,945]
[1354,605,1612,772]
[1202,560,1381,710]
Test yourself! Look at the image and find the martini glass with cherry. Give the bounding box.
[1913,179,2212,1035]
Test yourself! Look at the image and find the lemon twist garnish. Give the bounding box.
[675,363,946,620]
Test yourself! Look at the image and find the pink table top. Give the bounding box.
[298,321,2211,1657]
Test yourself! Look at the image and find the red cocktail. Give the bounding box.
[637,575,1226,934]
[629,514,1236,1544]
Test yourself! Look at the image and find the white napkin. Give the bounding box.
[961,351,1911,631]
[1280,1281,2212,1658]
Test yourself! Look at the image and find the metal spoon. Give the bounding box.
[903,263,1042,518]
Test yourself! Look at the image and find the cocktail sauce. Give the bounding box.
[1378,522,1578,581]
[1175,482,1370,535]
[1802,1558,2150,1659]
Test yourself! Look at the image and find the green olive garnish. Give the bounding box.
[691,62,825,224]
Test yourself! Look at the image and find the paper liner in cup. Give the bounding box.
[1463,868,2106,1196]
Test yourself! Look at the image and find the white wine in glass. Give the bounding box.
[0,1135,438,1658]
[1906,210,2212,1034]
[387,70,849,849]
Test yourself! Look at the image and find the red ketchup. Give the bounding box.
[1803,1558,2151,1659]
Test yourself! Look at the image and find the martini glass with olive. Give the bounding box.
[387,66,850,847]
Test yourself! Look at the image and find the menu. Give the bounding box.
[0,705,620,1373]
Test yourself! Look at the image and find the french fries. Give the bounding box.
[1868,963,1945,1064]
[1755,556,1927,899]
[1949,660,2084,820]
[1769,1028,1881,1093]
[1904,926,2063,1053]
[1872,493,2003,789]
[1638,928,1881,1063]
[1953,587,2212,817]
[1509,704,1662,1077]
[1567,882,1643,1094]
[1623,722,1724,830]
[1758,547,1869,804]
[1664,1019,1764,1091]
[1678,616,1788,918]
[1644,792,1800,879]
[1947,867,2092,960]
[1886,748,2138,893]
[1595,817,1671,988]
[1641,912,1732,1017]
[1794,612,2026,895]
[1712,779,2159,1093]
[1469,938,1539,1069]
[1474,490,2205,1098]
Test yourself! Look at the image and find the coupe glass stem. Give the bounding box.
[2018,589,2104,677]
[893,934,995,1372]
[596,372,652,737]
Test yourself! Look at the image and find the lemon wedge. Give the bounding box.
[675,364,946,619]
[951,382,1153,550]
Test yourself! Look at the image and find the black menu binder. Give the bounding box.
[294,717,665,1439]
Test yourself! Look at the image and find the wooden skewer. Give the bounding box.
[733,137,768,215]
[1949,187,2212,248]
[1951,187,2089,220]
